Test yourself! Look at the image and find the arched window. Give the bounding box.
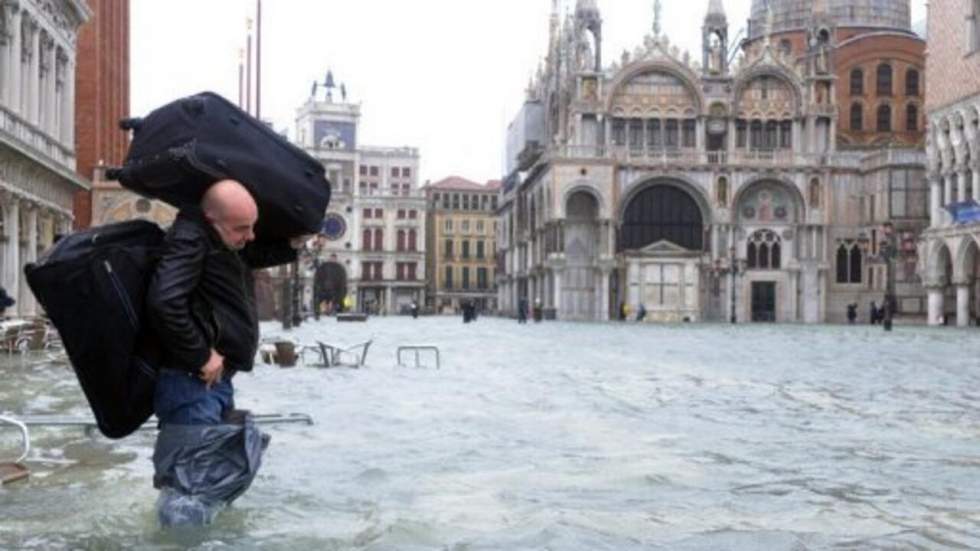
[373,228,383,251]
[620,185,704,251]
[750,120,763,149]
[836,245,849,283]
[765,120,778,149]
[408,229,417,251]
[849,245,863,283]
[362,229,372,251]
[906,104,919,132]
[851,103,864,131]
[877,64,892,96]
[877,104,892,132]
[809,178,822,208]
[905,69,919,96]
[747,230,781,270]
[396,230,405,251]
[850,68,864,95]
[836,242,863,283]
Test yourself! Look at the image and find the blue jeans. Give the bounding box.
[154,368,234,425]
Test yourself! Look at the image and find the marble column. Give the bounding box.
[23,205,36,315]
[959,169,970,205]
[7,2,19,111]
[553,269,563,319]
[4,197,19,303]
[930,177,942,228]
[927,286,945,326]
[943,173,954,225]
[27,22,39,124]
[0,5,9,105]
[599,268,610,321]
[43,36,54,135]
[956,283,971,327]
[973,162,980,203]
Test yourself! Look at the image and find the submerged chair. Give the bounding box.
[302,339,372,368]
[0,415,30,484]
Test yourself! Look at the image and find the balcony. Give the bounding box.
[0,105,76,171]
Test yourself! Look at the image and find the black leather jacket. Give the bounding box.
[146,206,296,374]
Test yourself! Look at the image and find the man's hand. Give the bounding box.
[200,349,224,389]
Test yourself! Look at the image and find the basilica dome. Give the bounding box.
[747,0,911,39]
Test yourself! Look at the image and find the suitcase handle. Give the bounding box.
[119,117,144,131]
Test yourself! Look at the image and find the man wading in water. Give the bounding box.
[147,179,304,526]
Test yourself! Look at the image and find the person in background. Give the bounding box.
[0,286,14,318]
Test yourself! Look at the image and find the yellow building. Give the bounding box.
[424,177,500,313]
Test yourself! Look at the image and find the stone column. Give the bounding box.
[7,2,19,112]
[0,5,9,105]
[43,36,54,135]
[27,21,39,124]
[599,268,610,321]
[927,286,945,326]
[943,173,954,225]
[973,162,980,203]
[59,51,72,145]
[553,268,563,319]
[956,283,971,327]
[384,286,393,315]
[4,197,19,301]
[23,205,36,315]
[930,177,942,228]
[959,169,970,205]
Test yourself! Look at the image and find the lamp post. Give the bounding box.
[881,222,897,332]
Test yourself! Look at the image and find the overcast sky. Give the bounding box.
[131,0,926,185]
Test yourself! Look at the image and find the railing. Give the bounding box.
[554,145,832,167]
[860,149,927,171]
[0,105,75,170]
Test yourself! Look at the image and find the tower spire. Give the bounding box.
[653,0,662,36]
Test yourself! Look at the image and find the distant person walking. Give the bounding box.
[410,300,419,319]
[517,297,528,324]
[0,286,14,318]
[846,303,857,324]
[869,301,879,325]
[636,303,647,322]
[533,298,543,323]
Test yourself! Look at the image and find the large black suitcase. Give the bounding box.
[24,220,164,439]
[108,92,330,241]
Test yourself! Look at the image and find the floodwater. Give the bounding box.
[1,317,979,550]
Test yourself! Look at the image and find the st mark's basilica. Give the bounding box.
[498,0,930,324]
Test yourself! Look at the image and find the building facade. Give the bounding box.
[424,176,500,313]
[497,0,928,324]
[0,0,92,317]
[74,0,128,230]
[295,80,426,315]
[920,0,980,326]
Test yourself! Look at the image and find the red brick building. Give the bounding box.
[73,0,130,229]
[742,0,926,149]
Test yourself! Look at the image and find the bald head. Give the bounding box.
[202,179,258,250]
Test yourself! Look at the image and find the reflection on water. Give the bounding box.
[2,319,980,550]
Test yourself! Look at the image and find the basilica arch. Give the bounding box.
[733,178,806,322]
[617,179,708,322]
[562,190,600,320]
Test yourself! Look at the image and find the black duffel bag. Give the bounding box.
[25,220,164,439]
[108,91,330,241]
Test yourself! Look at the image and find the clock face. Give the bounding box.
[321,213,347,240]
